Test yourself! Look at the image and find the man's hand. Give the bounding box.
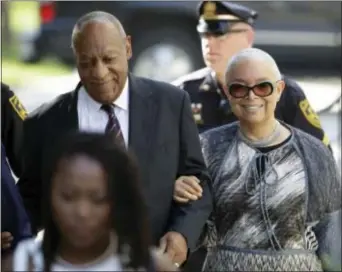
[1,232,13,250]
[173,176,202,203]
[158,231,188,266]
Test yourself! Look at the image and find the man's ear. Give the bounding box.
[125,35,132,60]
[246,27,255,47]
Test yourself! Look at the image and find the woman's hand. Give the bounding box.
[151,247,179,271]
[173,176,203,203]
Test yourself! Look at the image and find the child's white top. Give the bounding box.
[13,237,122,271]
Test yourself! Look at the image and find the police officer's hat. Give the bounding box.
[197,1,258,35]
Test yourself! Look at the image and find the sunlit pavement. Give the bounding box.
[13,73,341,167]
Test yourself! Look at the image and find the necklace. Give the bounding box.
[238,120,281,148]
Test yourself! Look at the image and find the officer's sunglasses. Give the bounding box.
[228,81,277,99]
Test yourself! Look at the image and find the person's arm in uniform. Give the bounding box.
[1,83,27,177]
[282,79,331,149]
[2,144,32,256]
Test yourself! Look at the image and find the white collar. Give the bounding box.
[114,77,129,111]
[80,77,129,111]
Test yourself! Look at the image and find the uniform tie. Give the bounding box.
[101,104,125,147]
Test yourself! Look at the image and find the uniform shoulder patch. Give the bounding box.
[9,95,27,120]
[299,99,322,129]
[322,132,330,146]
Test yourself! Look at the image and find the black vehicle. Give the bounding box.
[19,1,341,81]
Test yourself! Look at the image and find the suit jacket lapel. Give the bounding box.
[61,77,158,169]
[57,83,80,133]
[128,74,158,176]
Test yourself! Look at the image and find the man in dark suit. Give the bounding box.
[17,11,212,267]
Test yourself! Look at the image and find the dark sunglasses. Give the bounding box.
[227,81,276,99]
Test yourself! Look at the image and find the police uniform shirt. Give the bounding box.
[1,83,27,177]
[172,67,234,131]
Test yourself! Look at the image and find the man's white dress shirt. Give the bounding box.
[77,78,129,147]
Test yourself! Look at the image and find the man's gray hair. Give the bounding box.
[71,11,126,50]
[226,48,282,81]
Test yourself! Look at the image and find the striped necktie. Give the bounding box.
[101,104,125,147]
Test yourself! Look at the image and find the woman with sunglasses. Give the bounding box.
[173,48,341,271]
[10,132,178,272]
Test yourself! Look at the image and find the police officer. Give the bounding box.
[172,1,330,148]
[1,82,31,256]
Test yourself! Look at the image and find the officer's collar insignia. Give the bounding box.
[200,73,216,92]
[200,83,210,91]
[191,103,203,124]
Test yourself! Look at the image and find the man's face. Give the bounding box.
[201,22,253,75]
[73,21,132,104]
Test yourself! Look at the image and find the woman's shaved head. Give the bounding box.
[225,48,282,83]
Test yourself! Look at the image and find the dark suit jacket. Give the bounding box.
[17,74,213,250]
[1,82,26,177]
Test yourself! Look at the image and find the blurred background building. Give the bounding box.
[1,1,341,166]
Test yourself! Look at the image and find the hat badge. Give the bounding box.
[203,1,216,18]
